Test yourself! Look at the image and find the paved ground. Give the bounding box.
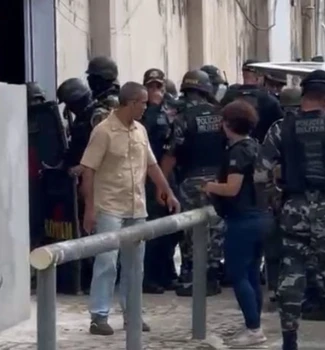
[0,289,324,349]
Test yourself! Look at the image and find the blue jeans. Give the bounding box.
[224,210,270,329]
[89,212,146,319]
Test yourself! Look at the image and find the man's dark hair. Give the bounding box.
[119,81,147,106]
[222,100,259,135]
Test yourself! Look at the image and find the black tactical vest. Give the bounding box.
[236,89,259,109]
[281,110,325,193]
[67,106,96,166]
[142,104,171,163]
[180,102,225,177]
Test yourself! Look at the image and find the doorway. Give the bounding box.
[0,0,26,84]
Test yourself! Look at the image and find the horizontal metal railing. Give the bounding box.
[30,206,216,350]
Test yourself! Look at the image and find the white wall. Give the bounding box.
[109,0,188,87]
[0,83,30,332]
[269,0,291,61]
[56,0,90,85]
[197,0,263,84]
[55,0,269,87]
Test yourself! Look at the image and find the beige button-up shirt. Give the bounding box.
[81,112,157,218]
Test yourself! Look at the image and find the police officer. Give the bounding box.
[140,68,180,294]
[279,88,301,115]
[161,69,225,297]
[221,59,283,143]
[274,87,325,319]
[256,70,325,350]
[57,78,102,171]
[263,88,302,312]
[264,72,287,98]
[57,78,105,293]
[201,64,228,102]
[27,82,47,290]
[166,78,178,97]
[86,56,120,113]
[27,82,46,106]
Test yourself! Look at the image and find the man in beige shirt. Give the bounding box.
[81,81,180,336]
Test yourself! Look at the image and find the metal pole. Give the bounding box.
[37,265,57,350]
[192,223,208,340]
[126,242,143,350]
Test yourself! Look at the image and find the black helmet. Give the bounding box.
[200,65,225,85]
[301,69,325,95]
[311,55,324,62]
[180,70,213,94]
[86,56,118,80]
[301,69,325,87]
[165,79,177,97]
[57,78,91,104]
[26,82,46,102]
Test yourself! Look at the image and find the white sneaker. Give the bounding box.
[227,328,267,347]
[222,324,245,338]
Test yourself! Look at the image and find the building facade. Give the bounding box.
[1,0,273,100]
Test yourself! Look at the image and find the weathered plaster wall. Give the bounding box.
[109,0,188,87]
[188,0,269,83]
[56,0,90,84]
[56,0,271,87]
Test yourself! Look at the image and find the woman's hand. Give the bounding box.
[201,181,218,195]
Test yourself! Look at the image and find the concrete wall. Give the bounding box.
[56,0,90,85]
[0,83,30,332]
[108,0,188,87]
[56,0,270,87]
[187,0,269,83]
[200,0,258,83]
[269,0,291,61]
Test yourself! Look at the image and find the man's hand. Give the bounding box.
[273,165,282,180]
[156,188,167,206]
[165,192,181,213]
[156,188,181,213]
[69,165,84,177]
[83,209,96,235]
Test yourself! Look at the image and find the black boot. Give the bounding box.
[302,301,325,321]
[143,281,165,294]
[282,330,298,350]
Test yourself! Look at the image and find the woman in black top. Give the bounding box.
[203,100,271,347]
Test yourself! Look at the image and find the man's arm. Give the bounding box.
[81,167,95,211]
[254,119,282,183]
[80,126,109,232]
[160,113,186,178]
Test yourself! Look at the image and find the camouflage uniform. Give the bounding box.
[256,110,325,349]
[165,83,225,296]
[86,56,120,122]
[179,174,224,280]
[141,69,181,293]
[264,88,302,311]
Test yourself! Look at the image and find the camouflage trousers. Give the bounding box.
[179,175,224,278]
[264,215,283,292]
[277,194,325,332]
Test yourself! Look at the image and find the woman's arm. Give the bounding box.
[203,174,244,197]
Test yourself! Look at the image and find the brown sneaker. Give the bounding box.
[89,316,114,336]
[123,320,151,332]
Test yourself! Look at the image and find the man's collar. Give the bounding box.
[111,111,137,131]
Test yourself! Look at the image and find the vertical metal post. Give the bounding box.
[126,242,142,350]
[192,223,208,340]
[37,265,57,350]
